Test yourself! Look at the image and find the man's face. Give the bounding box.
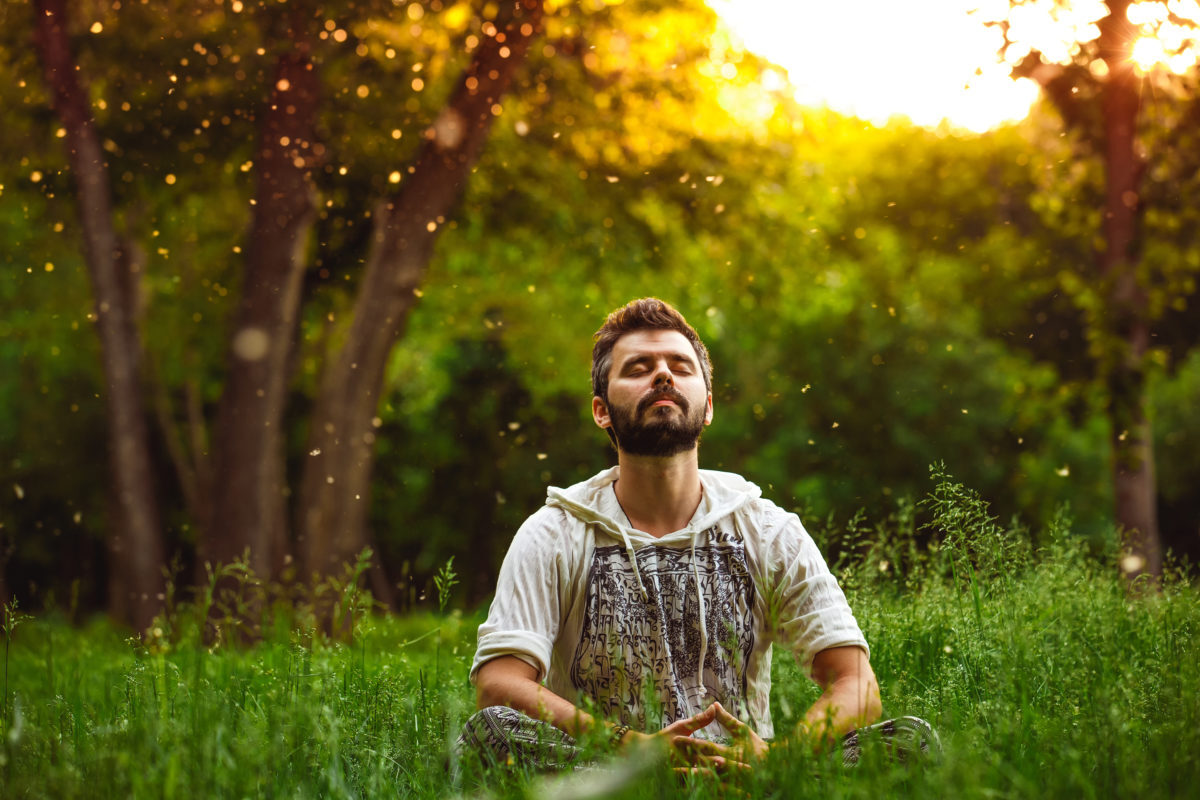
[593,329,713,458]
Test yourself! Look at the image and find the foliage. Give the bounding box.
[2,474,1198,798]
[1,0,1199,610]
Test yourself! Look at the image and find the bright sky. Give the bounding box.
[708,0,1200,133]
[707,0,1041,132]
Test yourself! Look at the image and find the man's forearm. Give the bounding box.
[475,656,598,738]
[795,646,882,749]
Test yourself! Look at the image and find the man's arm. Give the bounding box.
[475,655,597,737]
[475,655,729,765]
[798,645,882,748]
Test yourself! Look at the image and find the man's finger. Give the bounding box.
[711,701,744,731]
[669,705,717,735]
[674,735,732,758]
[689,704,718,728]
[703,755,751,774]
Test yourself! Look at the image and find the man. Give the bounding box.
[460,298,936,776]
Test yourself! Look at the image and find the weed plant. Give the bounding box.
[2,472,1198,798]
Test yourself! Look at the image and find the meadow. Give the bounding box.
[3,475,1198,799]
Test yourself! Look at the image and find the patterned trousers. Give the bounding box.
[455,705,585,774]
[455,706,942,774]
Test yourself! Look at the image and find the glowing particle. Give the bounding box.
[232,327,270,361]
[432,108,465,149]
[1120,553,1146,574]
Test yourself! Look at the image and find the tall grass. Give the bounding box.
[2,472,1197,798]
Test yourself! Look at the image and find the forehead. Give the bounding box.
[610,329,697,365]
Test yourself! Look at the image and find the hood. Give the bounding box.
[545,466,761,544]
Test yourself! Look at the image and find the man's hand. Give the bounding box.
[710,702,769,762]
[632,702,766,777]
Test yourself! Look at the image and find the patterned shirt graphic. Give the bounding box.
[569,525,756,730]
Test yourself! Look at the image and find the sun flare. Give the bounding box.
[708,0,1199,132]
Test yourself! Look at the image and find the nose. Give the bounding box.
[653,365,673,387]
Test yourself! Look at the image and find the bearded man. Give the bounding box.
[458,298,938,777]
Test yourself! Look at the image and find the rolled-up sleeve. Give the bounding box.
[469,509,565,685]
[758,508,868,678]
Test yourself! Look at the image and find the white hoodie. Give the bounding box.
[470,466,867,740]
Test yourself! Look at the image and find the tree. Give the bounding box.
[205,8,321,589]
[295,0,544,586]
[32,0,165,631]
[993,0,1200,581]
[25,0,546,623]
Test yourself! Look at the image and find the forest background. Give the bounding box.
[2,0,1199,631]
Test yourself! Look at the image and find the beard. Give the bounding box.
[607,386,705,457]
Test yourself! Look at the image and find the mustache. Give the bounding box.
[636,387,689,415]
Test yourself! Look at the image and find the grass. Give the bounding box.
[2,473,1198,798]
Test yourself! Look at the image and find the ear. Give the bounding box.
[592,396,612,430]
[703,393,713,426]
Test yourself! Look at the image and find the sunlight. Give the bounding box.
[707,0,1044,131]
[1132,35,1171,70]
[708,0,1198,132]
[1129,0,1200,73]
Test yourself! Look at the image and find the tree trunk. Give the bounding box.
[1099,0,1162,581]
[205,40,320,584]
[297,0,544,584]
[33,0,165,631]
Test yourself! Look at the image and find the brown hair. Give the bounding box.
[591,298,713,401]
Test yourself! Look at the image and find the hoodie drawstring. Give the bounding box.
[691,534,708,707]
[619,527,650,601]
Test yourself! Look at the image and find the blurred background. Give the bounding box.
[1,0,1197,629]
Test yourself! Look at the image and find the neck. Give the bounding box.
[613,449,702,538]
